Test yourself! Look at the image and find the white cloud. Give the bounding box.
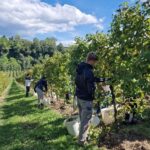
[0,0,104,36]
[140,0,147,2]
[131,0,148,2]
[57,40,75,47]
[94,18,104,30]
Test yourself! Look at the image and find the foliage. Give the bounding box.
[109,1,150,98]
[67,1,149,116]
[0,72,11,96]
[44,52,72,98]
[0,56,21,72]
[0,35,65,71]
[32,64,44,84]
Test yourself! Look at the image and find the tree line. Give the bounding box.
[0,35,65,71]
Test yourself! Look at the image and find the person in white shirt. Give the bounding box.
[25,74,33,97]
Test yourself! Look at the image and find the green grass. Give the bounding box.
[1,81,149,150]
[0,72,11,97]
[0,81,97,150]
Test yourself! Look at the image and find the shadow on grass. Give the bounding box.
[6,94,26,101]
[0,81,95,150]
[0,121,64,147]
[8,81,24,96]
[1,99,37,119]
[1,81,38,119]
[0,118,94,150]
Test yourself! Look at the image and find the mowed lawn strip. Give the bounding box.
[0,81,97,150]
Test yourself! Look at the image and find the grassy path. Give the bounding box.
[0,81,95,150]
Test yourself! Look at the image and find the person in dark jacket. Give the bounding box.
[34,76,48,108]
[75,52,111,146]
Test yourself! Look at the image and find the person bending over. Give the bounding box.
[34,76,48,109]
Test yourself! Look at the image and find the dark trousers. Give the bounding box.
[26,86,30,97]
[77,98,93,142]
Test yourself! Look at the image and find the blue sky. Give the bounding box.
[0,0,138,45]
[38,0,130,44]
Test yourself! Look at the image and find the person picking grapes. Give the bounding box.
[75,52,111,146]
[25,73,33,97]
[34,76,48,109]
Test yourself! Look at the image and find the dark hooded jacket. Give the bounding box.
[34,78,48,92]
[75,62,106,101]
